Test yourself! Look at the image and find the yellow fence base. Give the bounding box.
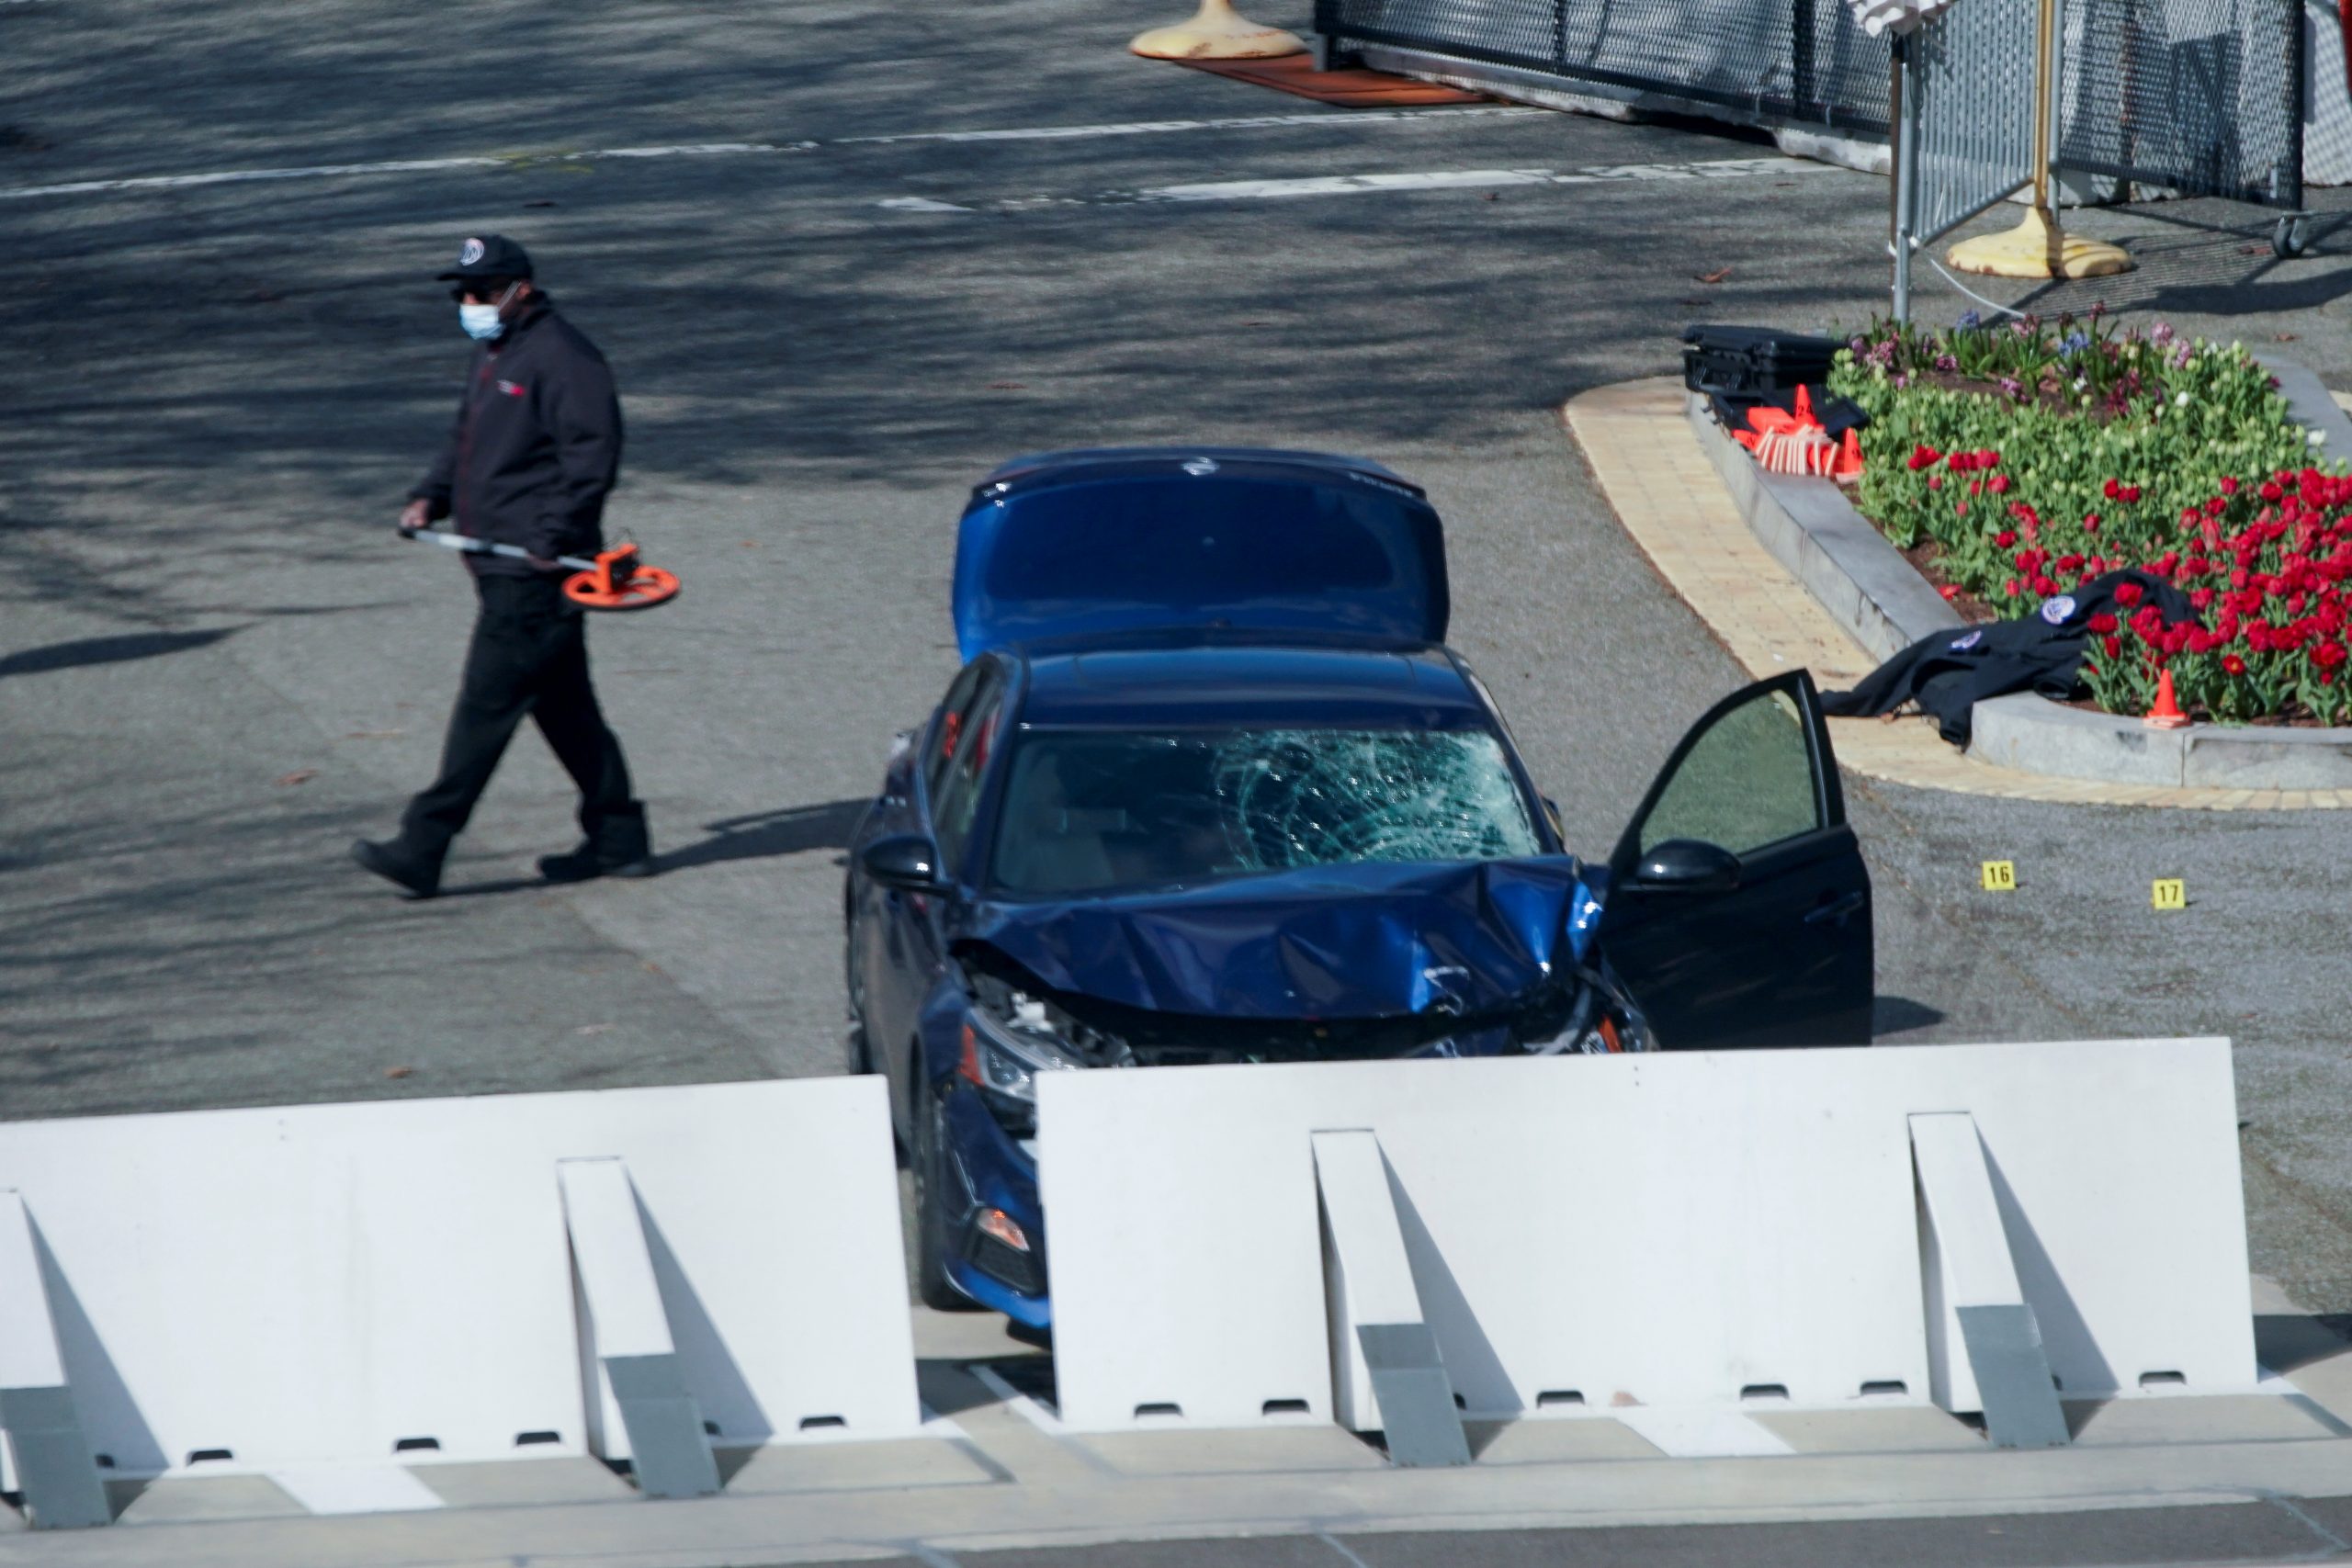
[1131,0,1306,60]
[1947,205,2133,279]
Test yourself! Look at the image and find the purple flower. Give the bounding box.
[1956,310,1983,330]
[1935,353,1957,372]
[2151,321,2176,346]
[1999,377,2023,398]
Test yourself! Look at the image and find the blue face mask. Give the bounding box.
[457,281,517,341]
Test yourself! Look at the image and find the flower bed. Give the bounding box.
[1829,311,2352,726]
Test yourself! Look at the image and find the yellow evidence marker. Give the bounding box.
[2152,878,2187,911]
[1981,860,2017,891]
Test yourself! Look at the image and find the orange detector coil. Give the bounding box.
[562,544,681,612]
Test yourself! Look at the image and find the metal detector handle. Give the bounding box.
[400,525,597,573]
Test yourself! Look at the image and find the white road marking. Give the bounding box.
[967,1362,1068,1435]
[0,143,808,201]
[0,107,1542,204]
[1150,165,1556,199]
[1144,156,1826,201]
[836,106,1540,145]
[872,155,1835,214]
[266,1464,446,1516]
[2,154,508,199]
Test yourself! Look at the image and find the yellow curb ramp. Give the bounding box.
[1563,378,2346,811]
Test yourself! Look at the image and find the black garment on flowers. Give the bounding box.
[1819,570,2198,745]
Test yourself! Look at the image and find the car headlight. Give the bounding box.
[959,1003,1083,1104]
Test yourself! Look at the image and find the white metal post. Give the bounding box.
[1312,1130,1470,1467]
[1910,1114,2070,1448]
[0,1194,109,1529]
[556,1159,722,1499]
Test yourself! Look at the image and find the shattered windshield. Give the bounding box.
[989,728,1541,897]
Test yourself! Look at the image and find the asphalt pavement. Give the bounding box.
[4,0,2352,1495]
[793,1499,2352,1568]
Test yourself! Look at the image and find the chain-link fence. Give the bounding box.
[1317,0,2306,209]
[2056,0,2303,207]
[1314,0,1892,130]
[1915,0,2041,240]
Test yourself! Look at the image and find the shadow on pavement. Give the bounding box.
[2254,1311,2352,1375]
[0,627,235,678]
[1871,995,1945,1036]
[658,799,868,874]
[434,874,555,900]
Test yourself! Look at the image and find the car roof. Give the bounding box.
[1010,632,1493,729]
[974,446,1423,503]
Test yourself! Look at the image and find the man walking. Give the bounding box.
[352,235,651,898]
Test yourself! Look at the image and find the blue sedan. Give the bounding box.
[843,447,1871,1327]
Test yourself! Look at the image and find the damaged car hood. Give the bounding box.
[956,858,1595,1021]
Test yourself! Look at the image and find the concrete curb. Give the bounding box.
[1686,392,1964,666]
[1685,376,2352,793]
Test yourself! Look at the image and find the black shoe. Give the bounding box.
[351,839,441,898]
[542,804,654,884]
[537,843,657,884]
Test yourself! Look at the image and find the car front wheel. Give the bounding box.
[912,1085,979,1312]
[843,932,875,1075]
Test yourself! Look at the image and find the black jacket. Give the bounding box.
[1820,570,2197,744]
[410,294,622,577]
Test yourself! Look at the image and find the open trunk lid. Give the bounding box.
[953,448,1449,659]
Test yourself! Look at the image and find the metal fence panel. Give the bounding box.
[1317,0,1893,130]
[1320,0,2305,209]
[2055,0,2303,206]
[1319,0,1559,68]
[1916,0,2041,242]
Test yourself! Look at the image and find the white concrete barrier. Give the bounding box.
[1039,1039,2253,1447]
[0,1078,919,1497]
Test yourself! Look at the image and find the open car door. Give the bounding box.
[1595,671,1872,1048]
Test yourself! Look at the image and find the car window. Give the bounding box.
[923,662,990,800]
[933,682,1006,874]
[989,727,1540,897]
[1637,687,1820,858]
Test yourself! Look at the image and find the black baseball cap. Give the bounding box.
[436,233,535,282]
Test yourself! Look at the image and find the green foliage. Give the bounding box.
[1826,313,2348,725]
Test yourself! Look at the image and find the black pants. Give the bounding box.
[400,574,639,863]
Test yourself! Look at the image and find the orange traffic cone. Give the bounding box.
[1833,427,1864,480]
[2143,668,2191,729]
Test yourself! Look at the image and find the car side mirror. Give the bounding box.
[862,832,947,892]
[1631,838,1739,893]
